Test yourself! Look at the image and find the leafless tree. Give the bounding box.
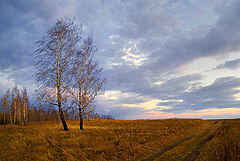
[0,86,68,124]
[1,94,6,125]
[22,87,29,125]
[70,37,106,130]
[6,89,12,124]
[34,18,82,131]
[16,92,21,124]
[12,85,19,125]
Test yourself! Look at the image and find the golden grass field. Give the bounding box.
[197,119,240,161]
[0,119,239,161]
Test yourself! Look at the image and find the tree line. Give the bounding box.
[0,86,62,125]
[0,86,29,125]
[0,86,113,125]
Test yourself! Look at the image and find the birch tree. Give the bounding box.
[34,18,82,131]
[6,89,12,124]
[71,37,106,130]
[12,85,18,125]
[1,94,6,125]
[22,87,29,125]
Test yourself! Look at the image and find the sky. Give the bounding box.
[1,0,240,119]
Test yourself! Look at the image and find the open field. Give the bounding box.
[0,119,239,161]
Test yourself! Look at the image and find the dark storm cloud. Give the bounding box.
[216,58,240,70]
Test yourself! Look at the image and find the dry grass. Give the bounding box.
[153,121,217,161]
[197,119,240,161]
[0,119,208,161]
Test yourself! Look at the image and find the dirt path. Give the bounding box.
[184,123,220,161]
[139,131,198,161]
[138,122,221,161]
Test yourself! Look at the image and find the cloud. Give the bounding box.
[147,0,240,73]
[185,76,240,108]
[117,0,181,39]
[0,70,15,96]
[1,0,240,119]
[0,67,36,97]
[158,76,240,113]
[96,97,150,120]
[100,0,240,118]
[0,0,46,70]
[136,108,240,120]
[216,58,240,70]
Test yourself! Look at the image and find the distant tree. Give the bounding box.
[0,87,28,125]
[1,94,6,125]
[11,85,19,125]
[16,92,21,124]
[0,86,71,124]
[10,85,25,125]
[101,114,114,120]
[95,113,100,119]
[30,106,38,122]
[70,36,106,130]
[22,87,29,125]
[34,18,82,131]
[6,89,12,124]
